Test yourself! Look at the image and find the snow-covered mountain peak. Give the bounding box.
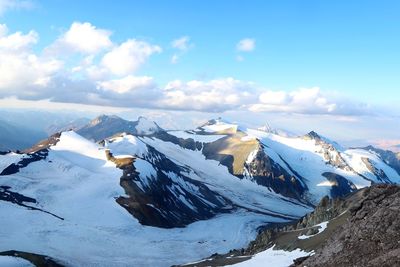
[135,116,162,135]
[304,130,322,140]
[302,130,343,151]
[199,118,238,134]
[257,124,295,138]
[51,131,105,160]
[89,114,122,126]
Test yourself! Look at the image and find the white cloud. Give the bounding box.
[237,38,255,52]
[0,24,374,117]
[250,87,345,115]
[50,22,112,54]
[259,90,289,105]
[0,0,32,15]
[160,78,256,112]
[0,25,62,94]
[0,23,8,36]
[98,75,154,94]
[0,24,38,51]
[101,39,161,76]
[171,54,179,64]
[170,36,192,64]
[171,36,190,51]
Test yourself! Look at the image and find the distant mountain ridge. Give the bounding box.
[76,115,163,141]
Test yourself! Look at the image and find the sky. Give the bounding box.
[0,0,399,148]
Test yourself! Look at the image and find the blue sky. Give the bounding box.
[3,0,400,104]
[0,0,399,146]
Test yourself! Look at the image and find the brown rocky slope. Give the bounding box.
[179,184,400,267]
[293,184,400,267]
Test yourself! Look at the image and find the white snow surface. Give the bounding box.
[298,221,329,240]
[0,256,33,267]
[141,136,311,218]
[342,148,400,183]
[0,152,23,173]
[105,133,148,157]
[135,117,159,135]
[243,128,384,202]
[168,130,226,143]
[0,131,303,267]
[201,121,238,133]
[229,246,310,267]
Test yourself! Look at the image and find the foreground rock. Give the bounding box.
[180,184,400,267]
[293,184,400,267]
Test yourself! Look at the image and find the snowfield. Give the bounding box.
[168,130,226,143]
[0,256,33,267]
[244,128,388,202]
[229,246,310,267]
[0,131,300,266]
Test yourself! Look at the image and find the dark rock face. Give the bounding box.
[322,172,357,198]
[362,157,392,183]
[110,146,232,228]
[77,115,163,141]
[77,115,138,141]
[243,146,306,200]
[0,150,48,176]
[154,131,203,151]
[295,184,400,267]
[304,131,349,170]
[0,186,36,206]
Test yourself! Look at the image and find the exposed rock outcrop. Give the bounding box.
[294,184,400,267]
[180,185,400,267]
[243,145,306,199]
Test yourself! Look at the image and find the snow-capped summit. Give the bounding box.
[257,123,295,138]
[198,118,238,134]
[135,116,162,135]
[304,130,322,140]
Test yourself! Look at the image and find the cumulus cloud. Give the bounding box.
[250,87,336,113]
[0,24,38,51]
[249,87,369,116]
[49,22,112,54]
[0,22,162,106]
[236,38,255,52]
[160,78,256,112]
[0,23,373,117]
[97,75,155,94]
[101,39,161,76]
[0,24,62,95]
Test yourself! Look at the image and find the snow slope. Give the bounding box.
[229,246,310,267]
[0,256,33,267]
[0,131,308,266]
[243,127,397,202]
[168,130,226,143]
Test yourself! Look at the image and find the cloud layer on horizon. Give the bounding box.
[0,22,375,117]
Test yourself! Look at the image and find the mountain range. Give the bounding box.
[0,115,399,266]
